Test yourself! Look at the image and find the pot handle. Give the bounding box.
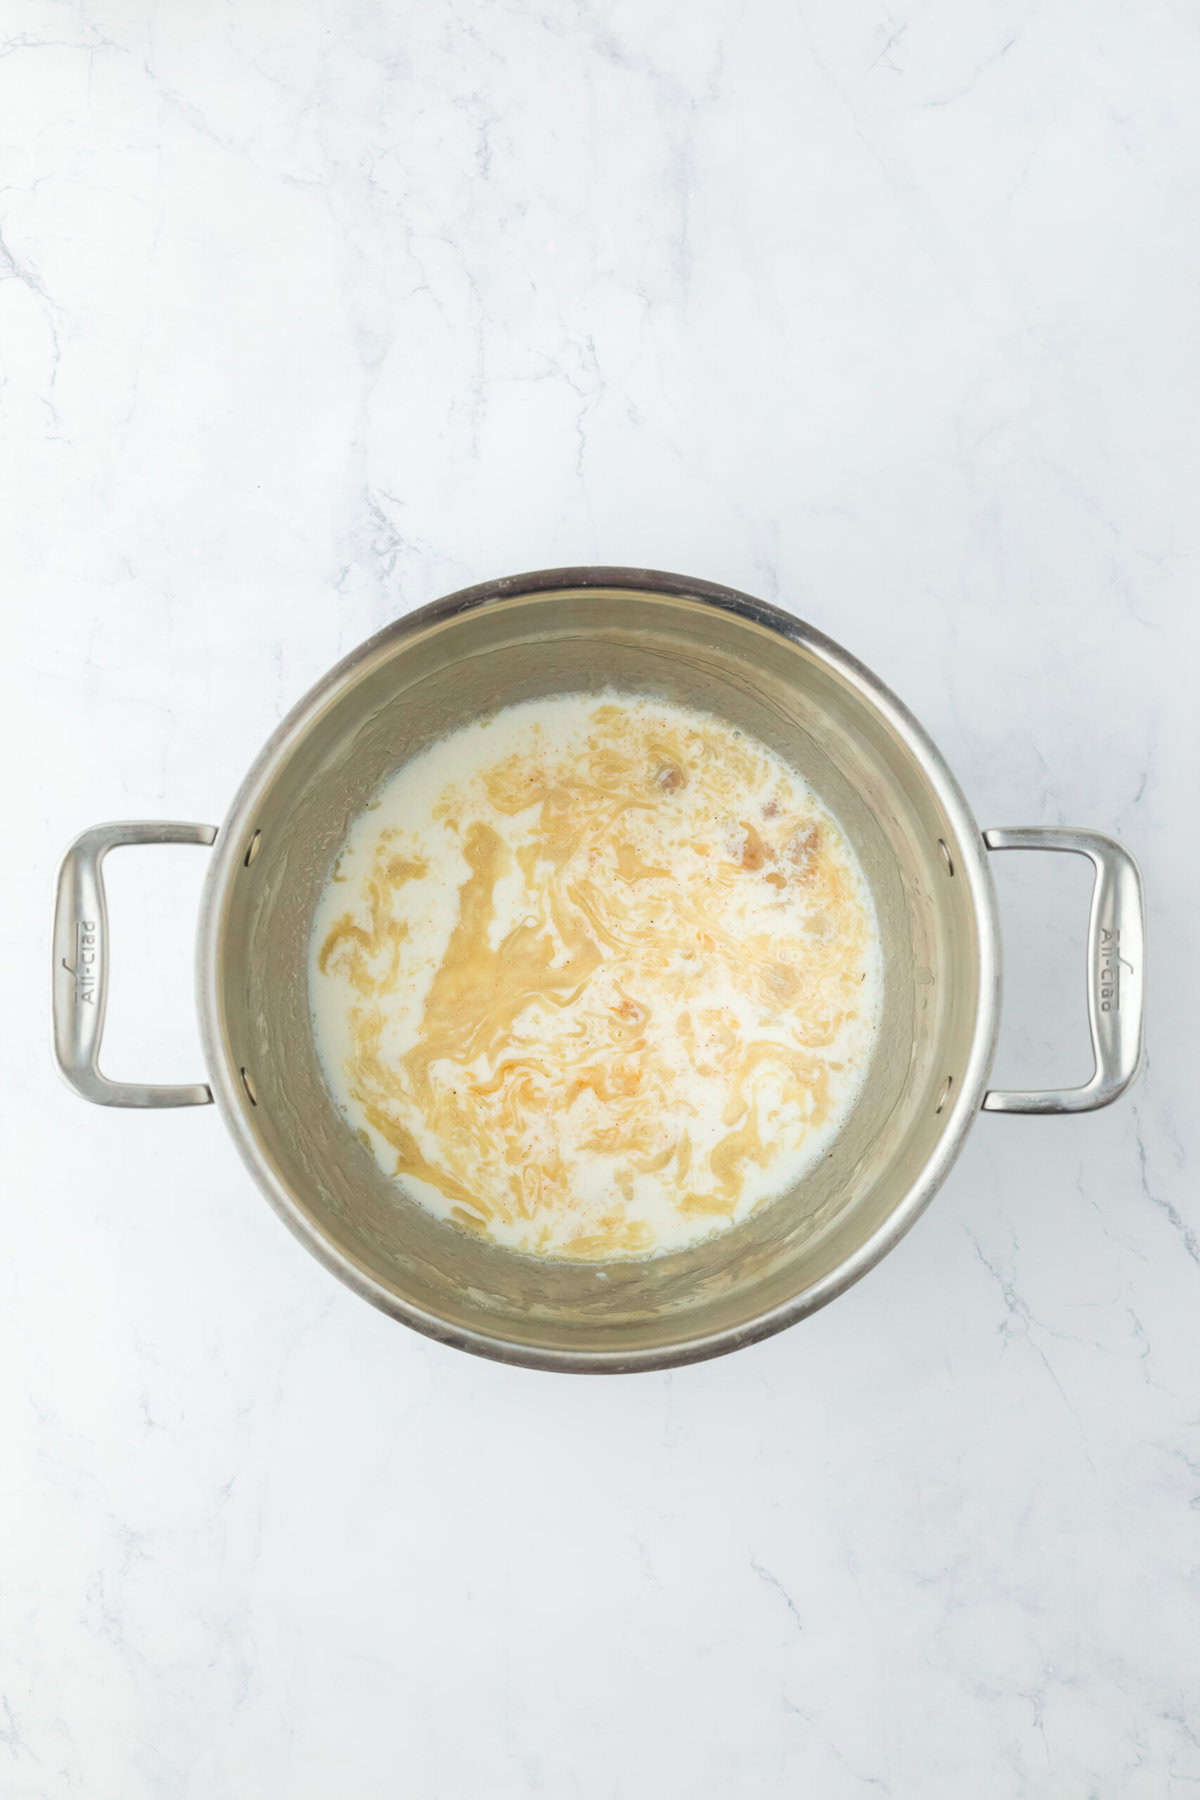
[53,821,218,1107]
[982,827,1144,1115]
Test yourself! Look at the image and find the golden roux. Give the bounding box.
[310,694,881,1260]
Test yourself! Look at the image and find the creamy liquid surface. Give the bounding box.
[309,693,881,1260]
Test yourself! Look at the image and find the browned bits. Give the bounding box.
[654,763,686,793]
[785,822,822,878]
[763,798,780,820]
[739,822,772,871]
[725,820,771,870]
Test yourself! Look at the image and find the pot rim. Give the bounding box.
[195,566,1001,1372]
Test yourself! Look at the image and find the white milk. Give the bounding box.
[310,693,881,1260]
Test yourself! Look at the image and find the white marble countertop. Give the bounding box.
[4,1,1197,1793]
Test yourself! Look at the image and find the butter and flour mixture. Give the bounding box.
[310,693,881,1260]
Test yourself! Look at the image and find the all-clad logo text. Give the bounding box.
[1097,926,1132,1013]
[62,921,99,1005]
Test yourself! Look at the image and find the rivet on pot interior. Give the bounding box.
[243,829,262,868]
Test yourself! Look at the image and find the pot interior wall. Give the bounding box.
[212,586,983,1359]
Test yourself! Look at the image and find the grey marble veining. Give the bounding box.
[3,0,1197,1794]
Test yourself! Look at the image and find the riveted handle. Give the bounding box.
[983,828,1145,1115]
[53,821,218,1107]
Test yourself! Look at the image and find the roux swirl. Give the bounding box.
[312,697,878,1259]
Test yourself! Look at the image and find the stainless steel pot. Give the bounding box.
[52,569,1145,1372]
